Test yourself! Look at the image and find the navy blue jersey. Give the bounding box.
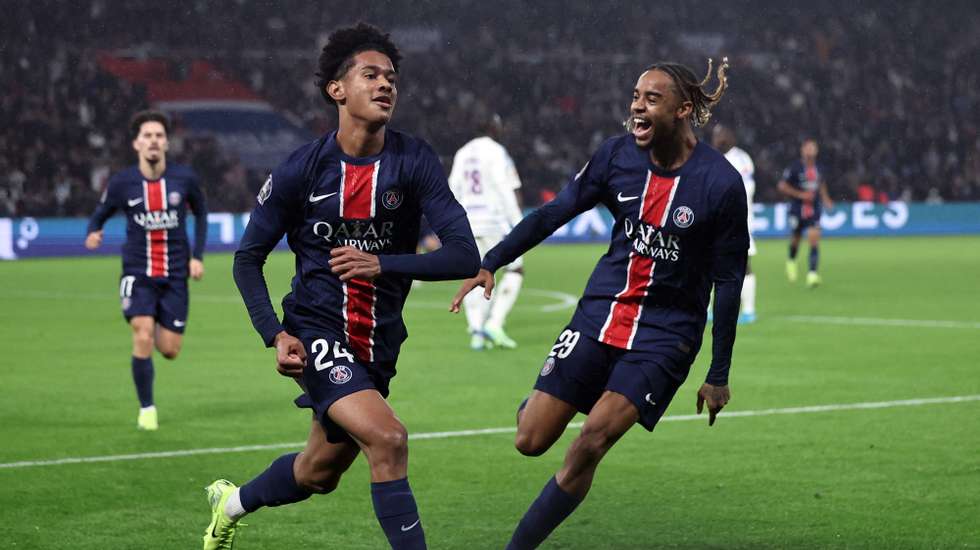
[782,160,826,219]
[87,165,207,279]
[234,130,479,363]
[484,136,748,382]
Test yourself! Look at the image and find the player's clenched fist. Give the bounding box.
[273,331,306,378]
[85,230,104,250]
[449,268,495,313]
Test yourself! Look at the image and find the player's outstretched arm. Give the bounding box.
[479,145,609,277]
[449,268,495,313]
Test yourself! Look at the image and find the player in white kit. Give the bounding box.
[712,124,757,323]
[448,114,525,349]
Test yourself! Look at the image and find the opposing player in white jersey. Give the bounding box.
[713,124,756,323]
[448,114,525,349]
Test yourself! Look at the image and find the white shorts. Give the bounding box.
[476,235,523,271]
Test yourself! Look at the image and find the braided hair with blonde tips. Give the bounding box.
[627,57,730,129]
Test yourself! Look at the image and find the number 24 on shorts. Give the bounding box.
[311,339,355,372]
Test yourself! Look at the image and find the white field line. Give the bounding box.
[780,315,980,330]
[11,290,979,327]
[2,395,977,470]
[5,288,578,313]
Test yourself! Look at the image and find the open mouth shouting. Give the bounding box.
[631,116,653,141]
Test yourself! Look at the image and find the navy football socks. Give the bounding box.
[506,476,582,550]
[371,477,426,549]
[239,452,312,512]
[131,356,154,407]
[809,246,820,271]
[788,243,799,260]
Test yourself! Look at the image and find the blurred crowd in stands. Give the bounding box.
[2,0,978,217]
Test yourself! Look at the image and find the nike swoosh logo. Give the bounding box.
[128,198,144,207]
[645,393,656,406]
[617,192,639,202]
[173,320,186,327]
[400,519,421,532]
[309,191,338,203]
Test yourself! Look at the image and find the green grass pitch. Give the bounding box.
[1,236,978,549]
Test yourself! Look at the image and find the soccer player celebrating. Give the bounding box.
[448,113,525,349]
[713,123,757,323]
[202,24,479,550]
[85,110,208,431]
[452,59,747,549]
[778,138,834,287]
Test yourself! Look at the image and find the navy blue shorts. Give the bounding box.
[119,274,188,333]
[534,326,696,431]
[788,212,820,232]
[292,332,396,444]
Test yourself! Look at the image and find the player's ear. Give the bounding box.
[326,80,346,104]
[676,100,693,121]
[132,138,140,153]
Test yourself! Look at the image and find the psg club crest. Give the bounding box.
[328,365,353,385]
[121,297,131,311]
[540,357,556,376]
[381,189,403,210]
[168,191,181,207]
[672,206,694,228]
[257,175,273,205]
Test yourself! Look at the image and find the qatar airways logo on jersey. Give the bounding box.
[623,219,681,261]
[313,220,395,252]
[133,210,180,231]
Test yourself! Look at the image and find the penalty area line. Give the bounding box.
[2,394,978,470]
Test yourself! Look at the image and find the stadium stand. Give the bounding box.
[2,0,978,216]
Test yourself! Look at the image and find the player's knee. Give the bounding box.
[158,345,180,360]
[514,431,550,457]
[368,425,409,464]
[133,331,154,350]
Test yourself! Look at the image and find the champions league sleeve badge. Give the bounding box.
[257,175,273,205]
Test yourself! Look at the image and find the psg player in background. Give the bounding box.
[85,110,207,432]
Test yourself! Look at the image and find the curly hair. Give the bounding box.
[314,23,402,106]
[129,110,170,140]
[646,57,729,127]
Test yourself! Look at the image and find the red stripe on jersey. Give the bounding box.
[338,161,379,361]
[340,161,379,219]
[803,165,817,218]
[344,278,376,362]
[144,179,169,277]
[599,172,679,349]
